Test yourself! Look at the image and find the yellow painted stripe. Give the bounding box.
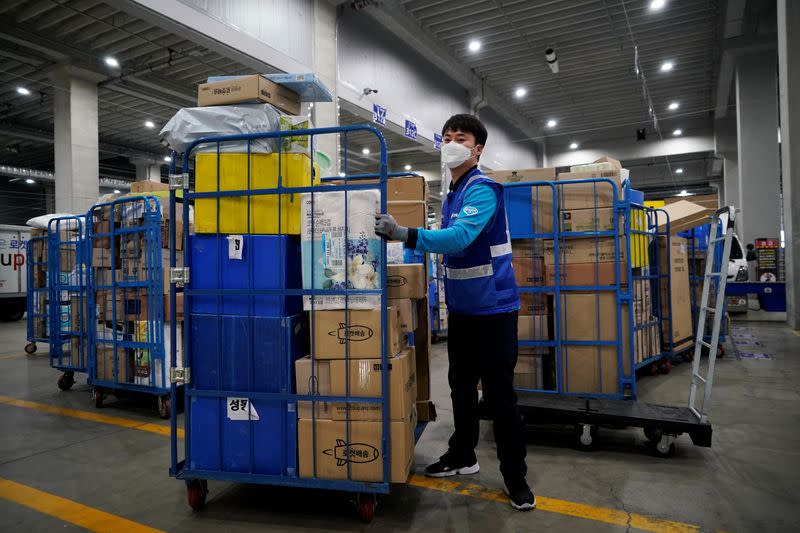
[792,330,800,337]
[408,474,705,533]
[0,477,165,533]
[0,395,183,439]
[0,354,23,360]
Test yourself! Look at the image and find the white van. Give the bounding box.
[0,224,30,321]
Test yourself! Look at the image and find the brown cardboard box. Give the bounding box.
[655,200,714,235]
[390,298,417,333]
[519,292,548,315]
[556,171,622,210]
[387,264,425,299]
[197,75,301,114]
[389,201,426,229]
[92,247,119,269]
[484,168,557,183]
[634,325,661,364]
[511,240,544,258]
[93,269,122,287]
[413,298,431,402]
[513,257,545,286]
[388,175,426,201]
[295,356,333,419]
[543,237,627,266]
[95,346,130,382]
[416,400,437,422]
[298,411,416,483]
[560,207,618,233]
[560,293,631,394]
[659,237,693,345]
[545,262,627,287]
[163,293,184,322]
[130,180,169,193]
[57,247,77,271]
[311,307,403,359]
[514,354,544,390]
[518,314,550,341]
[329,348,416,421]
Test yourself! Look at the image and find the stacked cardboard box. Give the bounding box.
[660,236,694,352]
[297,306,416,482]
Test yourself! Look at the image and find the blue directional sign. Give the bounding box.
[404,119,417,140]
[433,133,443,150]
[372,103,387,126]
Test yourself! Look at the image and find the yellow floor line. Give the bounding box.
[0,395,183,439]
[0,393,713,532]
[0,477,165,533]
[0,353,24,360]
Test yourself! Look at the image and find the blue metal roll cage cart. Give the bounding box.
[26,230,50,356]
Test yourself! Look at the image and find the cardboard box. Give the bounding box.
[519,292,548,315]
[545,262,628,287]
[543,237,626,266]
[413,298,431,402]
[92,247,119,269]
[388,175,426,201]
[95,346,130,382]
[634,325,661,364]
[560,293,631,394]
[163,293,184,321]
[388,201,426,229]
[390,298,417,333]
[659,237,693,345]
[513,257,545,286]
[518,314,550,341]
[387,264,425,299]
[511,240,544,258]
[484,168,557,183]
[556,170,622,210]
[514,354,544,390]
[295,356,333,419]
[298,412,416,483]
[330,348,416,421]
[130,180,169,193]
[655,200,714,235]
[416,400,437,422]
[561,207,618,233]
[197,74,301,114]
[311,307,403,359]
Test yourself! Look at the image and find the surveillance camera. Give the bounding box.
[545,48,559,74]
[362,88,378,96]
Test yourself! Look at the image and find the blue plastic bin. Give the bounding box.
[190,234,302,316]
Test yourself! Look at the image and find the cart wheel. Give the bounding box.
[186,479,208,511]
[654,435,676,458]
[358,493,376,523]
[650,362,658,376]
[717,345,725,358]
[57,372,74,391]
[158,395,171,419]
[92,387,104,409]
[682,352,694,363]
[576,424,598,450]
[24,343,37,355]
[643,427,662,443]
[659,360,672,374]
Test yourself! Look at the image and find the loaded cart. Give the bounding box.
[166,124,426,523]
[26,227,47,355]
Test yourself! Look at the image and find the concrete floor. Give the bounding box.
[1,318,799,532]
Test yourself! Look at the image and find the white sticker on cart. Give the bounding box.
[227,235,244,260]
[227,397,259,420]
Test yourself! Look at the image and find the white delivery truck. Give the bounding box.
[0,224,31,321]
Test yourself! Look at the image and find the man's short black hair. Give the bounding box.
[441,114,488,146]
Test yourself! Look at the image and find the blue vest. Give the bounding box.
[442,168,519,315]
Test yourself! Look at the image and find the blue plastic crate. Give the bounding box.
[190,314,307,392]
[190,234,302,316]
[626,187,644,205]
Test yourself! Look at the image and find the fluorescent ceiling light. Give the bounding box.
[404,164,412,171]
[668,101,679,110]
[650,0,666,10]
[546,119,557,128]
[105,56,119,68]
[25,178,35,184]
[677,190,691,197]
[569,142,578,149]
[164,156,172,162]
[16,87,30,96]
[468,40,481,52]
[514,87,527,98]
[660,61,674,72]
[144,120,155,129]
[361,147,370,155]
[672,128,683,136]
[675,167,684,174]
[113,189,121,194]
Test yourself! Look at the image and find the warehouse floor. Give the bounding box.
[1,319,799,532]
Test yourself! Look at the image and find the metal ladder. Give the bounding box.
[688,206,735,424]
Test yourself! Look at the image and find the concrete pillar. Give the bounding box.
[52,66,103,213]
[715,117,739,209]
[735,52,781,247]
[778,0,800,328]
[313,0,338,176]
[132,159,162,182]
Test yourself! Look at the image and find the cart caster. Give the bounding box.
[658,360,672,374]
[650,363,658,376]
[717,345,725,358]
[24,343,37,355]
[92,387,104,408]
[643,427,662,443]
[682,352,694,363]
[357,493,376,523]
[186,479,208,511]
[654,434,676,458]
[57,371,75,391]
[576,424,598,450]
[158,395,171,419]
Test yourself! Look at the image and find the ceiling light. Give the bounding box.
[144,120,155,129]
[668,101,679,110]
[164,156,172,162]
[660,61,674,72]
[678,190,691,197]
[514,87,527,98]
[25,178,35,184]
[16,87,31,96]
[338,172,346,177]
[675,167,684,174]
[673,128,683,136]
[569,142,579,150]
[468,40,481,52]
[650,0,666,10]
[113,189,121,194]
[439,191,443,196]
[404,164,412,171]
[105,56,120,68]
[361,147,370,155]
[546,119,557,128]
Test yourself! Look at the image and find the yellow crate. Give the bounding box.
[629,207,650,268]
[194,153,320,234]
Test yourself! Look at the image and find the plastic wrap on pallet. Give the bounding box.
[301,190,382,310]
[159,104,282,153]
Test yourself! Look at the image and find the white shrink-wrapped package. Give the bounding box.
[301,190,382,310]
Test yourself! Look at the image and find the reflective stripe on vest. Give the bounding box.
[490,241,512,257]
[446,263,493,280]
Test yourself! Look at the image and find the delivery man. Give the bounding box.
[374,114,535,511]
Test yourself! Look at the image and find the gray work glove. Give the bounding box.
[374,213,409,241]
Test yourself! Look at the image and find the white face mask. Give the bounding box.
[441,141,474,169]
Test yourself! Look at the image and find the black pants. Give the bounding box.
[446,310,527,484]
